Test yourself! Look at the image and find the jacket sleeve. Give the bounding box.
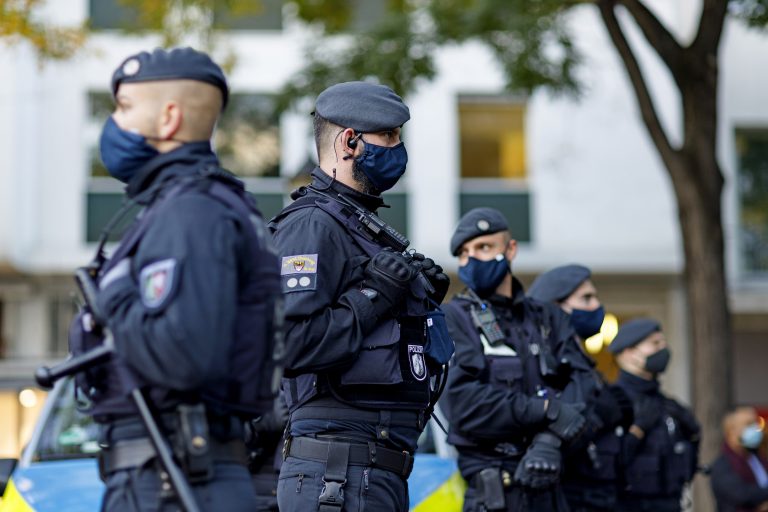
[97,193,242,390]
[441,301,548,441]
[710,455,768,509]
[271,208,381,373]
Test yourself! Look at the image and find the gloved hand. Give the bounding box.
[546,400,586,442]
[632,395,662,434]
[411,253,451,304]
[593,385,634,430]
[513,432,562,490]
[364,249,420,311]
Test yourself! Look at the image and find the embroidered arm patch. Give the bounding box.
[280,254,318,293]
[140,259,179,311]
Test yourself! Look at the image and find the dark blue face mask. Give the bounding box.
[99,116,159,183]
[458,254,510,298]
[355,140,408,192]
[570,305,605,339]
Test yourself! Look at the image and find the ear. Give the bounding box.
[341,128,359,157]
[156,101,182,140]
[505,238,518,263]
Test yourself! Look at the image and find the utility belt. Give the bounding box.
[98,403,245,484]
[469,467,515,511]
[285,436,414,477]
[98,436,248,480]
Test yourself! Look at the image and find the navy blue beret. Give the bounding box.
[314,81,410,132]
[111,47,229,109]
[528,264,592,303]
[450,208,510,255]
[608,318,661,354]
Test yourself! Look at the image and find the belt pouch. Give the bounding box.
[176,403,213,483]
[477,467,506,511]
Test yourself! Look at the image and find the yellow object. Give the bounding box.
[0,479,35,512]
[411,471,466,512]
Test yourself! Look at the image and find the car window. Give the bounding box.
[33,379,100,461]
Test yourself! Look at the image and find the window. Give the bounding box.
[735,129,768,274]
[48,296,78,358]
[89,0,282,31]
[458,95,531,242]
[84,92,284,242]
[459,95,526,179]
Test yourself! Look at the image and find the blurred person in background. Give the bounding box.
[528,264,634,512]
[609,318,701,512]
[710,406,768,512]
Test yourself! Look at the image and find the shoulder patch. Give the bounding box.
[140,259,179,311]
[280,254,318,293]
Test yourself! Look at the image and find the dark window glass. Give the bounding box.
[459,192,530,243]
[213,0,283,30]
[89,0,158,30]
[736,129,768,274]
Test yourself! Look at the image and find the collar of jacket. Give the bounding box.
[310,167,386,212]
[126,141,219,200]
[617,369,660,395]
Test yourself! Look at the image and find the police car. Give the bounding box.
[0,379,463,511]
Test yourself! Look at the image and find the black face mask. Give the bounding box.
[644,347,671,374]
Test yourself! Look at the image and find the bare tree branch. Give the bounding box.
[598,0,680,172]
[617,0,684,76]
[692,0,728,54]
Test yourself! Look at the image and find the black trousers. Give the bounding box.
[277,455,409,512]
[462,481,571,512]
[100,462,258,512]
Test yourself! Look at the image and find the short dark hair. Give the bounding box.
[313,113,338,159]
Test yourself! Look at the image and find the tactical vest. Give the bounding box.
[442,294,575,450]
[269,191,433,414]
[70,169,282,419]
[622,396,697,498]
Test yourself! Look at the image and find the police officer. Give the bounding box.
[73,48,281,511]
[609,318,700,512]
[269,81,451,511]
[441,208,592,512]
[528,264,634,511]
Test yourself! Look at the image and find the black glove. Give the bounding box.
[364,249,420,311]
[593,385,634,430]
[411,253,451,305]
[513,432,562,490]
[632,395,662,433]
[546,400,586,442]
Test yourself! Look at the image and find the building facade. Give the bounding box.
[0,0,766,457]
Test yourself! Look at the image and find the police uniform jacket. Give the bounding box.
[616,370,700,507]
[269,169,432,453]
[78,142,279,440]
[441,279,596,479]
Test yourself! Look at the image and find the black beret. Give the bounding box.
[608,318,661,354]
[450,208,509,255]
[528,264,592,303]
[111,47,229,109]
[314,81,410,132]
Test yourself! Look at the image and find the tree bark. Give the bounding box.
[599,1,731,509]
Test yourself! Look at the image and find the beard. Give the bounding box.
[352,159,381,196]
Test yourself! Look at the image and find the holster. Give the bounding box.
[173,403,213,484]
[475,467,506,511]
